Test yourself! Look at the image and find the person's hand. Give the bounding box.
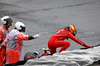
[86,45,93,48]
[34,34,41,39]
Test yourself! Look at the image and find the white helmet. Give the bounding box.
[1,16,13,24]
[15,22,25,31]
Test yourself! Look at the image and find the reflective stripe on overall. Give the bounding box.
[0,25,9,45]
[0,25,8,39]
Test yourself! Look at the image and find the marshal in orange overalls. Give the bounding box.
[0,25,9,66]
[3,29,29,64]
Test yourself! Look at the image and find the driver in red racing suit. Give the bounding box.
[48,25,93,55]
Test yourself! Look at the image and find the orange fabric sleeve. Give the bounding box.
[0,28,4,44]
[17,33,29,40]
[17,33,29,52]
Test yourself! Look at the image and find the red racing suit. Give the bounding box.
[3,29,30,64]
[48,29,92,55]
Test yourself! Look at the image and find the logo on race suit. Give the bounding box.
[56,31,60,34]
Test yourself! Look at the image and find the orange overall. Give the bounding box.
[3,29,29,64]
[0,25,9,66]
[0,25,9,45]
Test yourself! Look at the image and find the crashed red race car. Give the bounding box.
[4,48,51,66]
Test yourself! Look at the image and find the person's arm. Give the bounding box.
[0,29,4,44]
[17,33,40,52]
[18,33,40,40]
[28,34,40,40]
[1,37,8,47]
[17,33,29,40]
[67,32,93,48]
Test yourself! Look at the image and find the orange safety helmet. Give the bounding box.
[64,25,77,36]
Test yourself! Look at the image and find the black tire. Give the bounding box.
[24,52,33,61]
[24,52,37,61]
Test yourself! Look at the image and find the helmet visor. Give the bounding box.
[21,26,26,32]
[5,18,13,26]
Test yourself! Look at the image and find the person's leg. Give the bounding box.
[48,41,57,55]
[6,49,19,64]
[54,41,70,52]
[50,48,56,55]
[0,45,6,65]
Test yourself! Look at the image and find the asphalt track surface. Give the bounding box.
[0,0,100,61]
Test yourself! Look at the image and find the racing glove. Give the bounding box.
[86,45,93,48]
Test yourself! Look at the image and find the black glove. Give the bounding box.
[28,36,34,40]
[0,39,4,43]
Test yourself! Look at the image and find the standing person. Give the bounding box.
[0,16,13,65]
[0,16,13,45]
[48,25,93,55]
[2,22,40,64]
